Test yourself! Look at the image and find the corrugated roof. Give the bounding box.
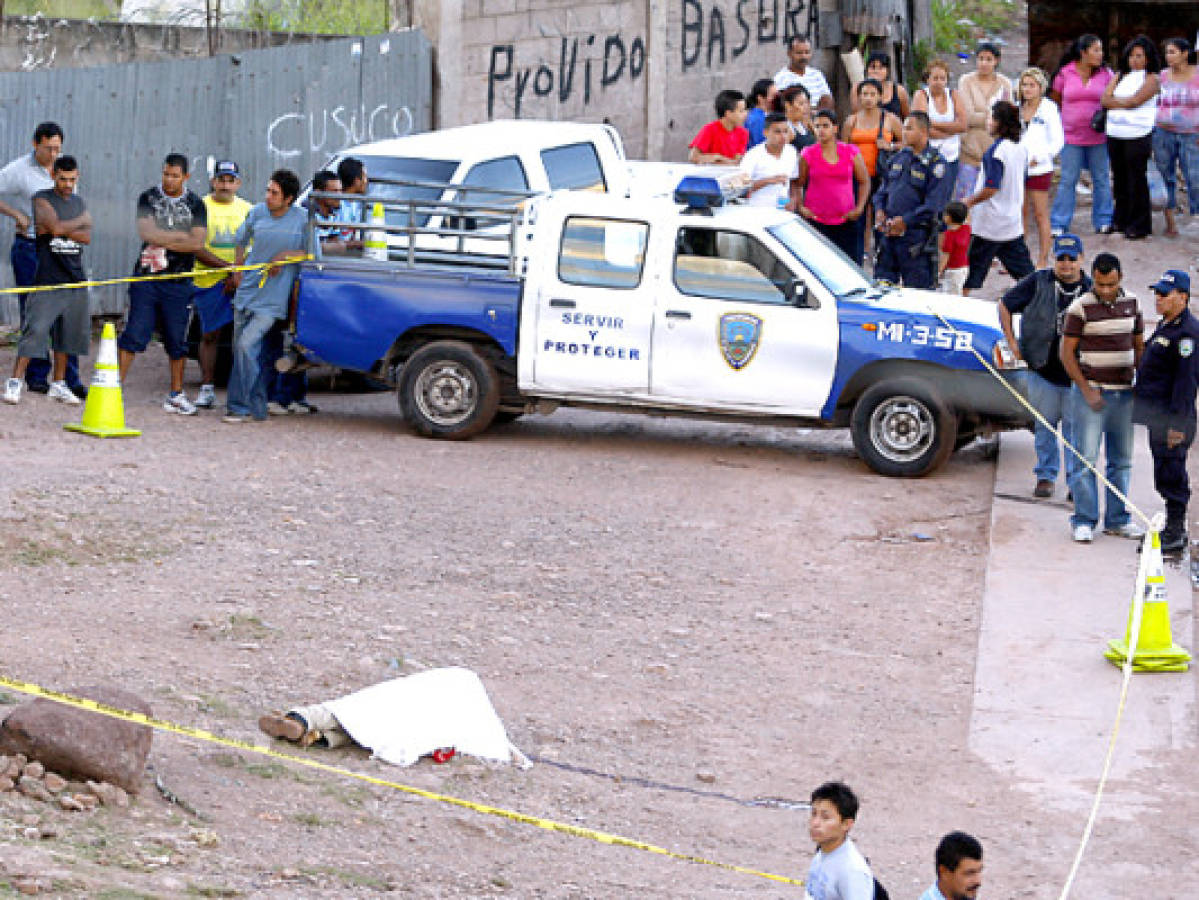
[841,0,904,37]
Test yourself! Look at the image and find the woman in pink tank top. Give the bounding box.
[797,109,871,262]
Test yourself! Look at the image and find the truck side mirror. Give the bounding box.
[787,278,812,308]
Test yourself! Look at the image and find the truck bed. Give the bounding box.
[294,260,522,377]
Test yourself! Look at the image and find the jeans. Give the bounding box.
[1152,128,1199,215]
[1107,134,1153,236]
[227,307,278,420]
[1050,142,1114,232]
[1066,386,1134,530]
[1025,370,1077,484]
[264,321,309,407]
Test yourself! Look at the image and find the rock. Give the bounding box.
[22,827,40,840]
[14,877,41,894]
[58,795,84,811]
[4,756,22,779]
[17,776,51,801]
[74,792,99,810]
[0,686,153,794]
[22,761,44,779]
[43,773,66,794]
[696,771,717,784]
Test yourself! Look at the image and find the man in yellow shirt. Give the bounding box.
[192,160,252,409]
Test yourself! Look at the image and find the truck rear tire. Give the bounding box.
[850,378,957,477]
[399,341,500,439]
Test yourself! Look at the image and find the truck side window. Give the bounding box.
[456,156,531,229]
[558,217,649,289]
[542,143,607,192]
[674,227,794,305]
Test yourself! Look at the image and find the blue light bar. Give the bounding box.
[674,176,725,210]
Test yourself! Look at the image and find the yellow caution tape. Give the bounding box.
[0,673,802,887]
[0,257,313,296]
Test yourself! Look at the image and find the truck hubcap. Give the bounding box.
[870,396,934,463]
[415,362,476,426]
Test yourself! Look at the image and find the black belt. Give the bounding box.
[14,235,35,243]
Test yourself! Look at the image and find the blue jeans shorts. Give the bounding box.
[118,278,193,359]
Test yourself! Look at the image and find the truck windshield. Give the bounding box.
[355,155,459,226]
[767,218,872,298]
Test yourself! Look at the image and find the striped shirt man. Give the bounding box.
[1062,289,1143,389]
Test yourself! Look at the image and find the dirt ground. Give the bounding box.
[3,10,1199,894]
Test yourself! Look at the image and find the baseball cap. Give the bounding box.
[213,160,240,178]
[1150,269,1191,295]
[1052,233,1082,259]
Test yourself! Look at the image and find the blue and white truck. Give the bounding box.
[288,178,1029,477]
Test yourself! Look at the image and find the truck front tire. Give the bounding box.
[399,341,500,439]
[850,378,957,477]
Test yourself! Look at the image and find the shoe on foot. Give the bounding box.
[1072,524,1094,543]
[267,401,291,416]
[1104,522,1145,540]
[47,380,81,405]
[163,391,197,415]
[287,400,317,415]
[258,713,306,743]
[222,413,249,424]
[195,384,216,409]
[1161,529,1189,553]
[3,378,22,405]
[1034,479,1054,498]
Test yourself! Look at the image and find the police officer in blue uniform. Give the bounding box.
[1133,269,1199,552]
[872,111,953,289]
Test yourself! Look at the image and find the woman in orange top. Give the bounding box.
[842,78,903,262]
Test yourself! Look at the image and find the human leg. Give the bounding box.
[1182,132,1199,216]
[1086,142,1115,231]
[227,308,276,420]
[963,236,1000,292]
[1122,134,1153,237]
[994,237,1035,284]
[1030,189,1051,267]
[1026,371,1067,483]
[1153,128,1181,230]
[1099,390,1134,530]
[1066,387,1103,529]
[1051,144,1083,232]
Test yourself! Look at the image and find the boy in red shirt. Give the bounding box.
[689,89,749,165]
[939,200,971,295]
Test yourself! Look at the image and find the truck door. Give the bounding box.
[525,215,653,395]
[649,224,838,414]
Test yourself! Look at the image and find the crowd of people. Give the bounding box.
[689,33,1199,294]
[0,120,370,422]
[688,34,1199,549]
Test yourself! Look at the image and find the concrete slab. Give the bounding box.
[970,429,1196,816]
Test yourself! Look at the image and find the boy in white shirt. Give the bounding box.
[804,781,876,900]
[739,113,800,209]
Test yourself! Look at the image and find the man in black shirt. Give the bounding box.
[116,152,207,415]
[1133,269,1199,552]
[3,155,91,406]
[998,233,1092,498]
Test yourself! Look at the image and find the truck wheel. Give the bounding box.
[850,378,957,477]
[399,341,500,439]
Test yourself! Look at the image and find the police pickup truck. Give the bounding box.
[289,177,1028,477]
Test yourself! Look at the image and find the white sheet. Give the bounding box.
[325,667,529,768]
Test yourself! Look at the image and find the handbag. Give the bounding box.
[1090,107,1106,132]
[876,116,896,171]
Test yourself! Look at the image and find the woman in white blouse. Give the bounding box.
[1018,67,1064,267]
[1102,35,1162,239]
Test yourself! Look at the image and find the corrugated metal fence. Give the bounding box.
[0,30,431,323]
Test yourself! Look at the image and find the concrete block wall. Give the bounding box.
[416,0,822,161]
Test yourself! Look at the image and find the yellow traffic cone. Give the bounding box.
[1104,529,1191,672]
[64,323,140,438]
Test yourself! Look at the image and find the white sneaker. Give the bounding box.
[1072,524,1094,543]
[195,384,216,409]
[163,391,198,415]
[47,380,81,405]
[1104,522,1146,540]
[267,401,291,416]
[3,378,21,405]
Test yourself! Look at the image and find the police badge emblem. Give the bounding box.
[719,313,763,370]
[1181,338,1194,358]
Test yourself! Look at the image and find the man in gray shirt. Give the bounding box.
[0,122,85,397]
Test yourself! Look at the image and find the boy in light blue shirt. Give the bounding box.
[804,781,875,900]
